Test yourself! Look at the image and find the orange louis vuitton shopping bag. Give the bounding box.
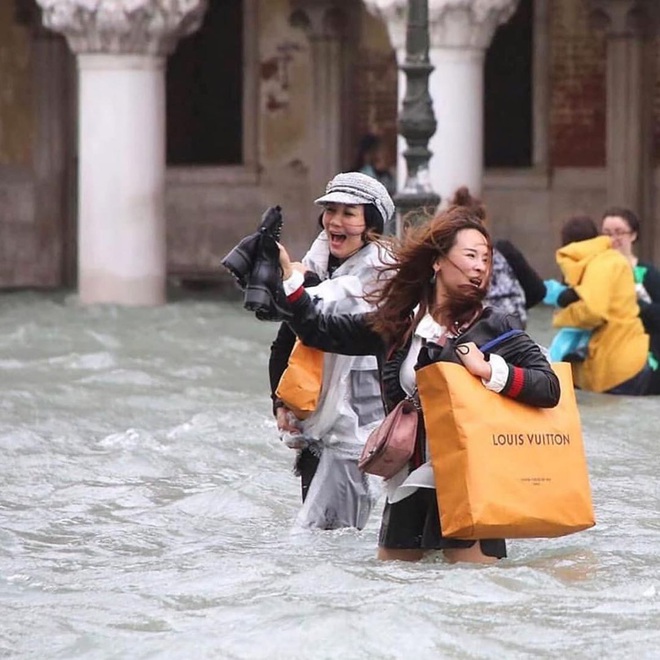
[276,339,324,419]
[416,361,595,540]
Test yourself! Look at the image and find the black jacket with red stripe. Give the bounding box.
[285,290,560,415]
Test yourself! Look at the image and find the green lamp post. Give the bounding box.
[394,0,440,228]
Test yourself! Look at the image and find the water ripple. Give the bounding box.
[0,297,657,659]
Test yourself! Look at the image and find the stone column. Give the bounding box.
[365,0,518,200]
[428,0,518,201]
[588,0,659,261]
[291,0,355,197]
[35,0,206,306]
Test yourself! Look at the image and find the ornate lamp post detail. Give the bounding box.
[366,0,519,218]
[394,0,440,227]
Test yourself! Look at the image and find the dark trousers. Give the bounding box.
[297,447,320,502]
[607,365,653,396]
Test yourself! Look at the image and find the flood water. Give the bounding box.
[0,291,658,659]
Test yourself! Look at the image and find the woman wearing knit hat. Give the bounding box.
[268,171,395,530]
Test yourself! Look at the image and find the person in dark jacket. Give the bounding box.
[277,202,560,564]
[494,238,547,310]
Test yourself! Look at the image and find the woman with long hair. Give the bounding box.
[277,202,560,564]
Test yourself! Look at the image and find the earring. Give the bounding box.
[430,270,437,284]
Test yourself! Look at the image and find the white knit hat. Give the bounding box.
[314,172,395,233]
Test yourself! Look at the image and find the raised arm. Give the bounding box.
[279,242,385,356]
[285,285,384,356]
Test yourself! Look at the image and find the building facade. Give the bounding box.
[0,0,659,302]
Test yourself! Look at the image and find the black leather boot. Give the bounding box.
[245,232,292,321]
[220,233,260,289]
[221,206,283,289]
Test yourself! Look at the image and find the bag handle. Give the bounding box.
[403,386,421,411]
[478,329,524,354]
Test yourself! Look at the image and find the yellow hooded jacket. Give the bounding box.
[553,236,648,392]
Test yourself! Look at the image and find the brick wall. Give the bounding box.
[349,8,399,172]
[351,48,398,169]
[549,0,606,168]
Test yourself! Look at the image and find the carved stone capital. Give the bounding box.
[428,0,519,49]
[363,0,519,51]
[588,0,660,38]
[35,0,207,56]
[290,0,352,40]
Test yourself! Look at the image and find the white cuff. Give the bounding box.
[482,353,509,393]
[283,270,305,296]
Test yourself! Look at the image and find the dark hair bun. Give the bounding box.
[451,186,486,221]
[451,186,472,207]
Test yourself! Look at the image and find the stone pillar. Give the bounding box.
[35,0,206,306]
[365,0,518,200]
[291,0,355,197]
[428,1,518,201]
[588,0,659,261]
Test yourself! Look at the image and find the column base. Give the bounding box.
[79,272,166,306]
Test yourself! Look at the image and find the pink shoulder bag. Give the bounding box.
[358,394,419,479]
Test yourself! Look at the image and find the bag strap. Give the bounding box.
[478,329,524,354]
[406,387,421,410]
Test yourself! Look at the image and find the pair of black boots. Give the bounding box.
[221,206,292,321]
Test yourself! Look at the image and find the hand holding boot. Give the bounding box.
[278,243,294,280]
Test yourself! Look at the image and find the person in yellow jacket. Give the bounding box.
[548,215,651,394]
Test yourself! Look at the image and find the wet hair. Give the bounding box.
[560,215,599,247]
[366,204,492,344]
[317,203,384,238]
[602,206,640,240]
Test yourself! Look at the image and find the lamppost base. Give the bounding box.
[394,190,441,229]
